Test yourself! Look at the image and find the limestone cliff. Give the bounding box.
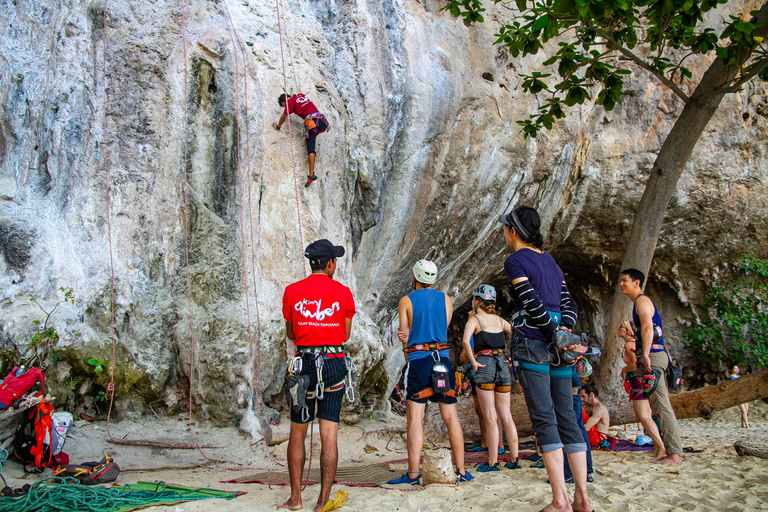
[1,0,766,430]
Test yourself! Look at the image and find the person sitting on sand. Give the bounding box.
[729,366,750,428]
[461,284,521,472]
[618,321,665,458]
[580,384,610,449]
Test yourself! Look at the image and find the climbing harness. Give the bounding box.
[404,342,449,354]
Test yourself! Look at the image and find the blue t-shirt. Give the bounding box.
[504,248,565,342]
[407,288,449,361]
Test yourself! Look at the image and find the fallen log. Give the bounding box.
[610,368,768,426]
[429,369,768,440]
[105,438,220,449]
[734,440,768,459]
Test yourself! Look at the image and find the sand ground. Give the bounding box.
[3,401,768,512]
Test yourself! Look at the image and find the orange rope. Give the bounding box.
[275,0,307,278]
[102,0,119,442]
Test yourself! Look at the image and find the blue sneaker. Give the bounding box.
[456,471,474,483]
[504,459,522,470]
[498,447,505,455]
[387,473,420,485]
[475,462,500,473]
[466,445,488,452]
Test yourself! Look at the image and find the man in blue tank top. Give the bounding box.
[387,259,473,485]
[620,268,683,465]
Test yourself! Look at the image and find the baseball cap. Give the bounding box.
[304,239,345,266]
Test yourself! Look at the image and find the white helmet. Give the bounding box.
[413,259,437,285]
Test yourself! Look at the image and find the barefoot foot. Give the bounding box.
[278,498,303,510]
[654,454,682,465]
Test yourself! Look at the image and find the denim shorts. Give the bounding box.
[473,355,512,392]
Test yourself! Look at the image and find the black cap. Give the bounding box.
[304,239,345,266]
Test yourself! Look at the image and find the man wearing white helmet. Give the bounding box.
[387,259,472,485]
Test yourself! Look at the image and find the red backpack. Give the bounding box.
[0,367,45,410]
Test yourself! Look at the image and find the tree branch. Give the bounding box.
[716,58,768,93]
[585,22,691,103]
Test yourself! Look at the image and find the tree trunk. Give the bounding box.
[595,2,768,405]
[610,368,768,426]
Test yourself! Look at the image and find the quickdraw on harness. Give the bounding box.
[285,346,358,421]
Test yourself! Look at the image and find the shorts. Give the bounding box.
[289,354,346,424]
[625,371,648,402]
[473,355,512,392]
[305,116,328,155]
[403,355,457,405]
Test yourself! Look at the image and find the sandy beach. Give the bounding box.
[3,400,767,512]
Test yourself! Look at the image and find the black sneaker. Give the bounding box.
[504,459,522,470]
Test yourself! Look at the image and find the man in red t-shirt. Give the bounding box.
[272,93,329,188]
[279,239,354,512]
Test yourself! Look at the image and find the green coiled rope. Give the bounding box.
[0,477,241,512]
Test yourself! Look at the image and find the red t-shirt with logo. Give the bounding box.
[284,94,319,119]
[282,274,355,347]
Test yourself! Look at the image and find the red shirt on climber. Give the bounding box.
[283,93,319,119]
[282,273,355,347]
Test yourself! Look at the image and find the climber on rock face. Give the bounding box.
[272,93,329,188]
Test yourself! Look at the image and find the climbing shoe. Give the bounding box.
[504,459,522,470]
[304,175,318,187]
[475,462,500,473]
[387,473,420,486]
[456,471,474,483]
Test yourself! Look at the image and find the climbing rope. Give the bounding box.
[275,0,307,278]
[101,0,120,443]
[0,478,240,512]
[220,0,284,468]
[275,0,319,488]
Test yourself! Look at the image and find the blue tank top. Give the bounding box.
[632,294,665,353]
[407,288,449,361]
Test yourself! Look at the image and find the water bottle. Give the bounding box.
[15,365,25,376]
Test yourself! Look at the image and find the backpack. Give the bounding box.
[51,411,74,455]
[13,401,54,473]
[53,455,120,485]
[0,367,45,410]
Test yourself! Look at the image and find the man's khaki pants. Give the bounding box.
[649,351,683,456]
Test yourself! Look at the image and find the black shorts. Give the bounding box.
[305,117,328,155]
[403,355,457,405]
[290,355,346,424]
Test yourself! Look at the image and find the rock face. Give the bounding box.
[1,0,767,428]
